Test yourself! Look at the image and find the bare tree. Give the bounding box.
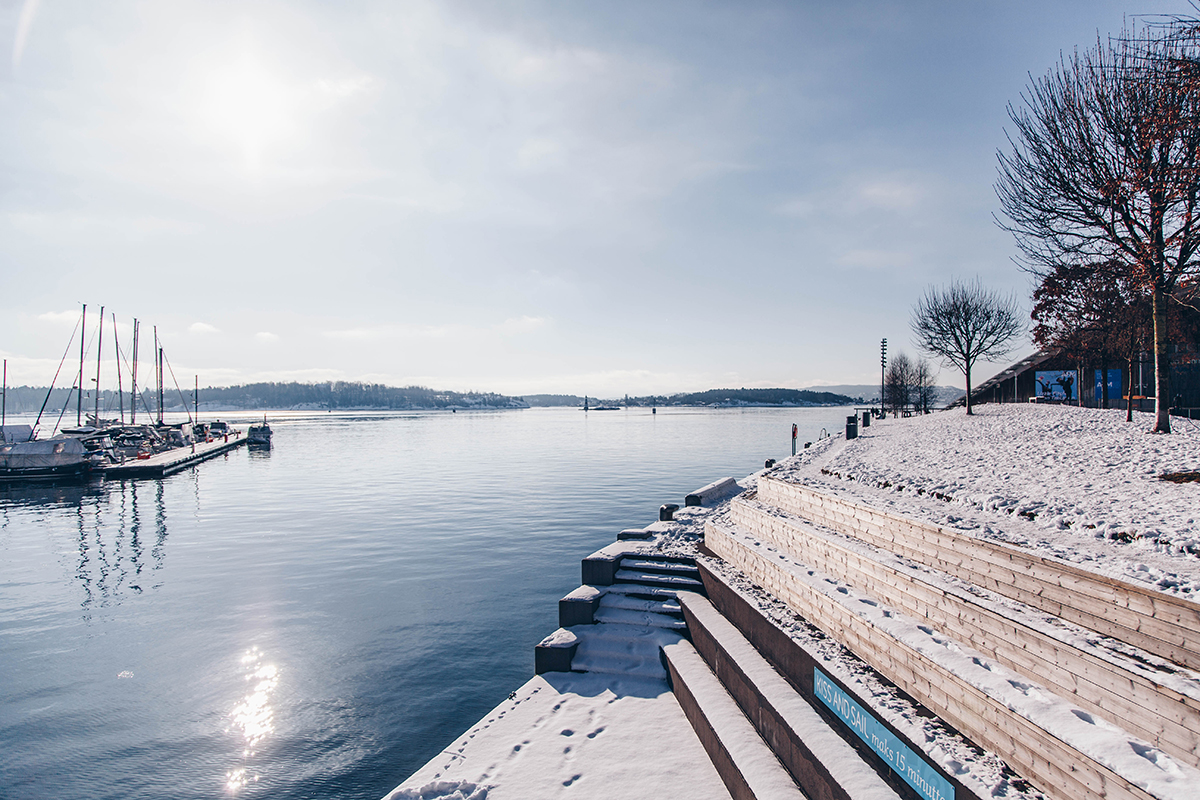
[913,358,938,413]
[911,279,1023,415]
[884,353,915,414]
[996,22,1200,432]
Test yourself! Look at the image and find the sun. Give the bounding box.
[200,53,294,170]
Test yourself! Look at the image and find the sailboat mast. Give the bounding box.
[2,359,6,432]
[113,311,124,424]
[131,319,139,424]
[77,304,86,427]
[194,375,198,423]
[155,327,163,425]
[94,306,105,426]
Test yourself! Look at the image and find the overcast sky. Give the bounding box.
[2,1,1192,397]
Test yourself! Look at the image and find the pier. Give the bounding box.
[103,434,247,479]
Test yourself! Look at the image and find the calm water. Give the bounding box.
[0,406,853,800]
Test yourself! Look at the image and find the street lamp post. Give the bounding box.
[880,338,887,418]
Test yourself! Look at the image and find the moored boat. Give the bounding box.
[0,437,92,482]
[247,418,272,446]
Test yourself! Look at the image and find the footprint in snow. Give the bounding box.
[586,726,605,739]
[560,729,574,737]
[562,774,582,787]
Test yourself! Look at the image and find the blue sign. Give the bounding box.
[814,668,954,800]
[1094,369,1123,401]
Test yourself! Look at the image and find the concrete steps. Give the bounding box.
[546,521,908,799]
[706,483,1200,800]
[668,593,902,800]
[663,638,807,800]
[728,495,1200,771]
[757,476,1200,673]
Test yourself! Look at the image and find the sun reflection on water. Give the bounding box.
[224,647,279,793]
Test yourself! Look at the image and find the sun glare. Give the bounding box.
[201,54,295,170]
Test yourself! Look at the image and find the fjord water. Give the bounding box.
[0,406,853,800]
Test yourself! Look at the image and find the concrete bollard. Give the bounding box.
[559,586,603,627]
[534,628,579,674]
[685,477,739,507]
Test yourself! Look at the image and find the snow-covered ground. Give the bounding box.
[776,404,1200,596]
[385,672,730,800]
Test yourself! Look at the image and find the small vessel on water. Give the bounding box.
[0,437,91,481]
[247,418,273,447]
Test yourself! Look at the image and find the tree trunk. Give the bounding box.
[1151,283,1172,433]
[1127,353,1135,423]
[964,365,973,415]
[1101,359,1109,409]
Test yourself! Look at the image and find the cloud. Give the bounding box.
[37,309,79,325]
[775,197,816,218]
[856,179,924,212]
[323,323,457,341]
[837,249,914,270]
[497,315,547,334]
[314,75,376,97]
[189,322,219,334]
[255,331,279,343]
[12,0,41,71]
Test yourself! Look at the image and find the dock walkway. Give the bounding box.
[103,435,247,479]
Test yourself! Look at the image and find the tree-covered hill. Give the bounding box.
[199,382,528,409]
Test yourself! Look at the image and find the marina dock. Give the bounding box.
[103,434,247,479]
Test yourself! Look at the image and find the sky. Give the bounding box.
[2,0,1195,397]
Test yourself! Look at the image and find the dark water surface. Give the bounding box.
[0,406,853,800]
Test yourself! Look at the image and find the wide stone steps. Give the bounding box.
[705,514,1200,800]
[728,495,1200,770]
[662,638,808,800]
[666,593,903,800]
[756,476,1200,673]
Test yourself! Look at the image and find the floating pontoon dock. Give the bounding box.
[103,435,247,479]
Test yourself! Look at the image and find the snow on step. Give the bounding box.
[569,652,668,679]
[599,592,682,616]
[621,557,700,575]
[601,583,691,600]
[571,622,682,679]
[614,569,703,587]
[680,593,902,800]
[663,639,806,800]
[594,606,687,629]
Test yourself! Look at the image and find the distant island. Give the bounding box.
[0,381,528,414]
[2,381,962,415]
[526,388,860,407]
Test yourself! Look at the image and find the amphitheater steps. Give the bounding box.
[727,495,1200,770]
[705,511,1199,800]
[756,476,1200,673]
